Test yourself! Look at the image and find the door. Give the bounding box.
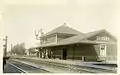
[100,44,107,60]
[62,48,67,60]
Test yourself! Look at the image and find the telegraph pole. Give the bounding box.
[3,36,8,57]
[3,36,9,70]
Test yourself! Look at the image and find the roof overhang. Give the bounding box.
[33,40,116,49]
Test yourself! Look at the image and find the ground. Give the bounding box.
[3,55,117,73]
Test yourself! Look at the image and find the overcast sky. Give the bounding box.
[0,0,119,51]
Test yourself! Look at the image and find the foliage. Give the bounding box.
[11,43,26,55]
[28,48,36,54]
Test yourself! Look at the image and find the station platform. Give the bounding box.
[10,55,117,72]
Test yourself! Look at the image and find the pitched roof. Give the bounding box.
[37,30,104,47]
[42,23,83,37]
[58,29,117,45]
[33,29,116,48]
[58,34,86,45]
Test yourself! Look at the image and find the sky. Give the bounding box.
[0,0,119,51]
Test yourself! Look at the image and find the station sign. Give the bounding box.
[96,36,110,41]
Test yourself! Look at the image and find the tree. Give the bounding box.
[11,42,26,55]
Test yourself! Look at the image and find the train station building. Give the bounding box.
[29,23,117,62]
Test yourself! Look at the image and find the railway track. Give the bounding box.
[5,59,50,73]
[13,57,117,73]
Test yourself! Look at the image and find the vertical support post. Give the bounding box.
[72,46,75,60]
[11,44,13,55]
[55,33,58,44]
[46,49,48,59]
[61,47,62,60]
[39,48,41,58]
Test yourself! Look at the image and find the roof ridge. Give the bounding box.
[42,23,83,37]
[83,29,106,39]
[43,23,69,34]
[86,29,105,34]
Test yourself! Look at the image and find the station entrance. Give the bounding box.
[100,44,107,60]
[62,48,67,60]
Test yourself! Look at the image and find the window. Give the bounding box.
[101,44,105,50]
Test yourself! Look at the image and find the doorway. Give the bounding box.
[100,44,107,60]
[62,48,67,60]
